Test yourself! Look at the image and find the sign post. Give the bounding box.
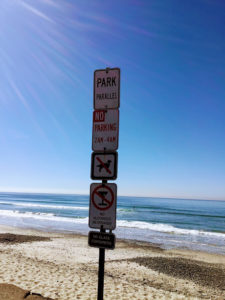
[89,67,120,300]
[98,228,105,300]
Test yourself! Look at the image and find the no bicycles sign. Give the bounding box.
[89,183,117,230]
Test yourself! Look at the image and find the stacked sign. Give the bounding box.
[89,68,120,250]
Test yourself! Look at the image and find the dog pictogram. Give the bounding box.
[96,158,112,174]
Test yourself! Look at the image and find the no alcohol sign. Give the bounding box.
[89,183,117,230]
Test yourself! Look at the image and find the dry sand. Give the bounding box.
[0,225,224,300]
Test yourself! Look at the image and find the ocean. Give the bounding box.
[0,192,224,254]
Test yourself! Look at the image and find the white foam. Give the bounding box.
[117,220,225,238]
[0,209,224,240]
[0,209,88,224]
[0,202,88,210]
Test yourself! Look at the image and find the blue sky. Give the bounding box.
[0,0,224,200]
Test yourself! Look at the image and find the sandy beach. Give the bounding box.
[0,225,224,300]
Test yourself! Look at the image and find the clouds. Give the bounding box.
[20,1,55,24]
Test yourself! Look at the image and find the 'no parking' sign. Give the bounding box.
[89,183,117,230]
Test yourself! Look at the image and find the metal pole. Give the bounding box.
[98,177,107,299]
[97,226,105,300]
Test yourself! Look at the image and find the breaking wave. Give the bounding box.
[0,209,224,239]
[117,220,225,238]
[0,202,88,210]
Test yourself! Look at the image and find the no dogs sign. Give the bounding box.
[94,68,120,109]
[89,183,117,230]
[91,152,118,180]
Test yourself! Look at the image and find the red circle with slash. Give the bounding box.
[92,185,114,211]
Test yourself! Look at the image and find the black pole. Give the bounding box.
[98,227,105,300]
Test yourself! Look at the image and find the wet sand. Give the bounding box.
[0,225,224,299]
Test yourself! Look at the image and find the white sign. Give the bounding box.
[91,152,118,180]
[92,109,119,151]
[94,68,120,109]
[89,183,117,230]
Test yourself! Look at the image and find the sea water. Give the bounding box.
[0,192,224,254]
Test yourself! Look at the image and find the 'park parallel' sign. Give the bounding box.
[94,68,120,109]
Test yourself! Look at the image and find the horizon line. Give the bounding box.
[0,189,224,202]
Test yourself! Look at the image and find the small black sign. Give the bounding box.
[88,231,115,249]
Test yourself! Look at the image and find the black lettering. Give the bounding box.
[97,78,101,87]
[112,77,116,86]
[101,78,106,87]
[107,77,111,86]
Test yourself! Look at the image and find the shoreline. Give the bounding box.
[0,225,224,299]
[0,192,225,257]
[1,222,225,256]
